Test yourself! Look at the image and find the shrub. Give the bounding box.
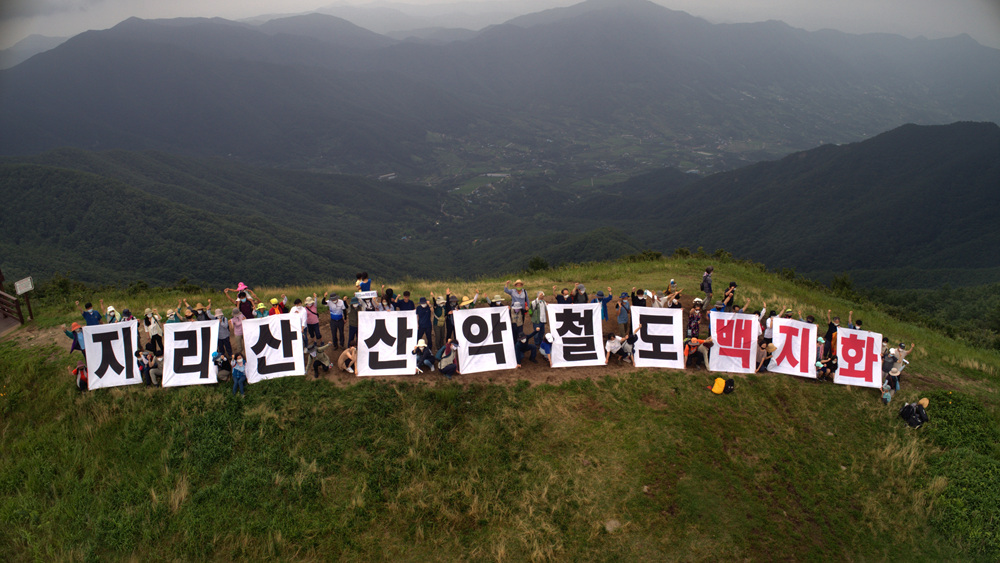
[673,247,691,258]
[526,256,550,272]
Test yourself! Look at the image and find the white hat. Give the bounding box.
[545,333,554,343]
[889,348,897,355]
[417,339,426,347]
[693,298,703,304]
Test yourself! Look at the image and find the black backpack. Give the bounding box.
[723,379,735,394]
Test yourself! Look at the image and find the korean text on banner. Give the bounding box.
[631,306,684,369]
[768,318,817,378]
[162,319,219,387]
[242,313,305,383]
[357,310,418,376]
[453,307,517,374]
[548,303,603,368]
[709,312,761,374]
[835,327,883,389]
[82,320,141,390]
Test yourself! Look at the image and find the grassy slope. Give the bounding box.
[2,257,998,561]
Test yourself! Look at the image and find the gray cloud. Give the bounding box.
[0,0,106,20]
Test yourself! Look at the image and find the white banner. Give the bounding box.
[548,303,604,368]
[242,313,306,383]
[162,320,219,387]
[82,320,141,390]
[709,312,761,374]
[835,327,884,389]
[631,307,684,369]
[768,318,817,378]
[453,307,517,374]
[357,310,418,376]
[355,291,378,300]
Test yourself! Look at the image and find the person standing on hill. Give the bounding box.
[268,296,287,316]
[688,299,704,338]
[215,308,232,357]
[504,280,528,336]
[230,307,245,354]
[824,310,841,358]
[701,266,714,304]
[416,297,434,348]
[592,288,614,320]
[224,283,259,316]
[323,292,347,349]
[143,308,164,356]
[347,297,362,347]
[723,282,737,312]
[429,292,446,347]
[63,322,86,355]
[231,353,247,396]
[631,287,648,309]
[76,301,103,325]
[553,286,572,304]
[530,291,548,348]
[304,295,322,344]
[573,283,589,304]
[615,292,631,336]
[396,291,416,311]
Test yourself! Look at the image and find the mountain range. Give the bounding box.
[2,0,998,180]
[2,121,996,289]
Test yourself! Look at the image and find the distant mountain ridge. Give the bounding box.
[1,0,998,177]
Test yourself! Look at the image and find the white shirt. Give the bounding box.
[532,298,548,323]
[290,305,308,329]
[605,336,623,354]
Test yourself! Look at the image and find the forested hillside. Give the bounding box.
[2,122,997,288]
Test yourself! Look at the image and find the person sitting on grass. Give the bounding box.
[212,351,232,382]
[69,361,88,392]
[515,332,538,367]
[413,339,435,373]
[756,342,777,373]
[539,332,554,367]
[439,339,459,378]
[339,346,357,374]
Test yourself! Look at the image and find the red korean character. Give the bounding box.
[774,324,810,374]
[838,332,878,383]
[715,318,754,369]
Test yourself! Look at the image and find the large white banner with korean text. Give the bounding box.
[357,310,418,376]
[548,303,604,368]
[82,320,142,390]
[242,313,306,383]
[453,307,517,374]
[162,320,220,387]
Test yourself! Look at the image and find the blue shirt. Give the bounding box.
[591,295,613,320]
[416,305,432,327]
[82,310,103,325]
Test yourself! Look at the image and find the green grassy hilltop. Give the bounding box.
[2,257,998,561]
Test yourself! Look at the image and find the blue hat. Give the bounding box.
[620,292,628,298]
[419,297,427,303]
[596,290,604,297]
[211,351,219,359]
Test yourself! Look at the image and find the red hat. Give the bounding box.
[71,322,82,331]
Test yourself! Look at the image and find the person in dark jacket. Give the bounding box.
[416,297,433,348]
[413,339,435,373]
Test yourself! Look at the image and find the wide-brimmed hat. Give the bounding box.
[144,308,153,316]
[256,303,266,310]
[596,290,604,297]
[350,297,360,306]
[492,294,504,302]
[329,292,340,299]
[184,309,195,318]
[435,296,446,305]
[513,279,523,287]
[215,308,223,316]
[71,322,81,331]
[620,292,628,298]
[236,282,248,291]
[766,343,777,353]
[889,367,900,376]
[304,296,315,306]
[918,398,929,408]
[417,339,426,348]
[106,306,116,314]
[460,296,474,307]
[167,309,176,316]
[715,301,725,308]
[419,297,427,304]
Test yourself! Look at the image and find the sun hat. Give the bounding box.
[918,398,929,408]
[419,297,427,304]
[596,290,605,297]
[417,339,426,347]
[184,309,195,318]
[621,292,628,298]
[106,306,116,314]
[270,298,278,305]
[493,294,504,302]
[350,297,360,306]
[766,343,777,353]
[71,322,81,331]
[715,301,725,308]
[144,308,153,316]
[514,279,523,286]
[256,303,266,310]
[889,367,900,376]
[215,308,223,317]
[460,296,474,307]
[304,296,315,306]
[889,348,897,356]
[577,284,586,293]
[435,296,446,305]
[167,308,176,316]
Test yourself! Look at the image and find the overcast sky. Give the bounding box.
[2,0,999,50]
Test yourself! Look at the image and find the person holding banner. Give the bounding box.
[416,298,434,348]
[688,299,703,338]
[63,322,86,355]
[143,308,164,356]
[413,339,435,372]
[75,301,104,325]
[504,279,529,335]
[684,337,712,369]
[530,291,548,347]
[438,339,459,378]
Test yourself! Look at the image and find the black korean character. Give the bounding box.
[92,326,135,379]
[172,326,213,379]
[364,317,413,370]
[638,313,679,361]
[251,319,299,374]
[462,312,508,363]
[554,308,598,361]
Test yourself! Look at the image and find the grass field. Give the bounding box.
[2,257,998,560]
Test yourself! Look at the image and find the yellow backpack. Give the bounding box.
[711,377,726,395]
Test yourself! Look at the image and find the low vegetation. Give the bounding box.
[2,257,998,560]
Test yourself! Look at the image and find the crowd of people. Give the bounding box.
[62,270,923,422]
